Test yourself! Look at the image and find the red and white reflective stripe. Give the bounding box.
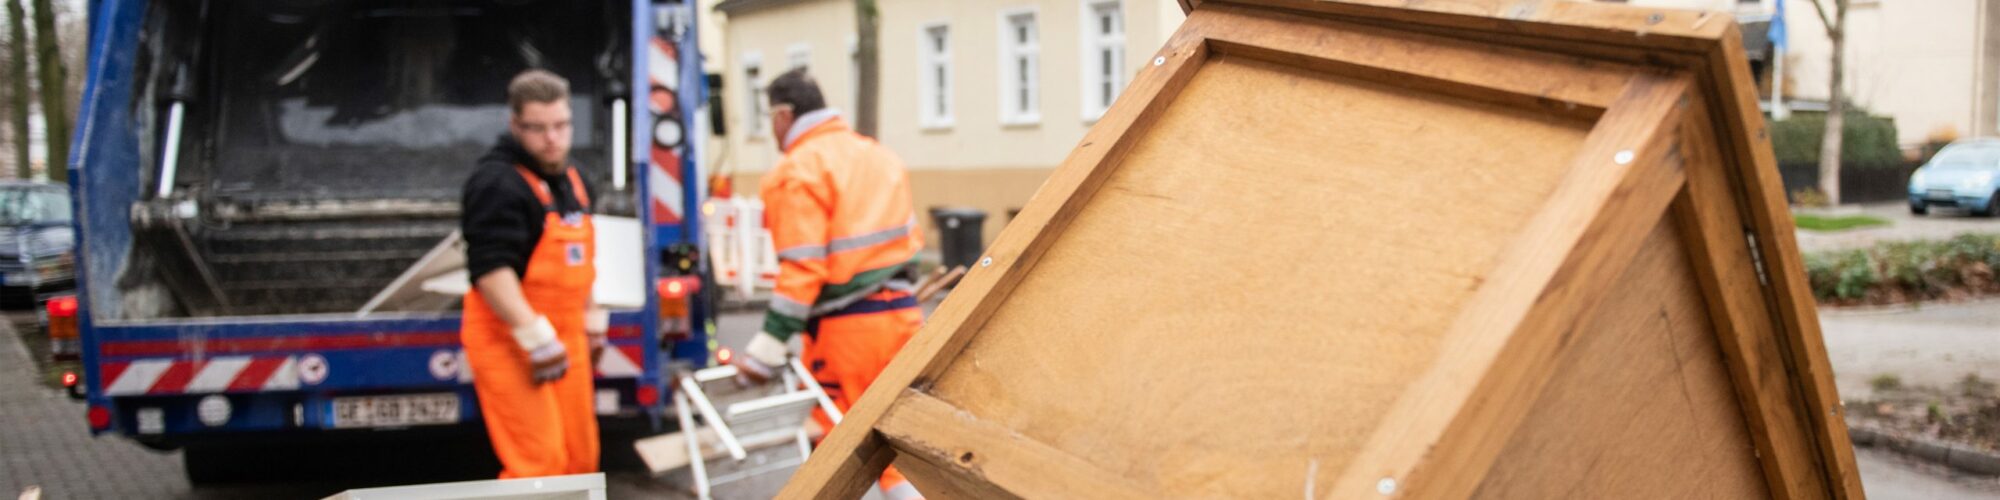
[595,344,644,378]
[102,356,301,396]
[648,36,685,224]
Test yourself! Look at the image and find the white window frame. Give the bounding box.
[786,42,811,70]
[918,22,954,129]
[741,52,767,138]
[1079,0,1125,121]
[996,7,1041,126]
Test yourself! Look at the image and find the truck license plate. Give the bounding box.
[331,393,460,428]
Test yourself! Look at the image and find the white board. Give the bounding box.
[359,216,648,315]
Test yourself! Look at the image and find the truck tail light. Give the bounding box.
[636,384,660,407]
[47,295,77,318]
[657,276,701,320]
[87,406,111,431]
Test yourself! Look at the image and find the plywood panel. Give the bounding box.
[926,54,1593,498]
[1471,218,1771,499]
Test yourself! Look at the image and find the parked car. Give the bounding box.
[1909,139,2000,216]
[0,182,75,307]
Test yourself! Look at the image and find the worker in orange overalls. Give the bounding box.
[732,68,925,500]
[459,69,607,479]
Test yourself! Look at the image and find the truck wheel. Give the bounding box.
[1980,193,2000,217]
[1910,202,1929,216]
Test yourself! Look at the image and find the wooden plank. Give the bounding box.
[1472,217,1771,499]
[633,427,804,475]
[1670,99,1832,499]
[892,451,1007,500]
[1190,0,1735,52]
[776,22,1215,500]
[876,390,1155,499]
[1185,4,1636,118]
[1328,73,1691,499]
[1701,24,1866,500]
[928,53,1594,497]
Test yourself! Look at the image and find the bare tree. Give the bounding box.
[1810,0,1846,205]
[7,0,29,180]
[31,0,66,182]
[852,0,879,138]
[58,0,82,113]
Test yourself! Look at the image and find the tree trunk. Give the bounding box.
[853,0,879,138]
[7,0,30,180]
[1816,1,1845,206]
[31,0,65,183]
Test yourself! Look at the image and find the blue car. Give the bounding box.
[1909,139,2000,216]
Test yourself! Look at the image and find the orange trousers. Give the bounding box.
[803,289,923,499]
[463,291,600,479]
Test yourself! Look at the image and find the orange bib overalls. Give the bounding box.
[462,166,599,479]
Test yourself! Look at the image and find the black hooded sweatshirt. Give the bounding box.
[462,134,597,284]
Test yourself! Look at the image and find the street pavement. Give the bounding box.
[4,305,1997,498]
[1820,298,2000,400]
[1796,202,2000,253]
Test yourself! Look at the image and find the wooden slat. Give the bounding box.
[1328,73,1691,500]
[1670,98,1832,499]
[1472,217,1771,499]
[776,21,1215,500]
[1192,0,1735,52]
[1701,24,1866,500]
[1185,4,1635,118]
[892,451,1004,500]
[877,390,1155,499]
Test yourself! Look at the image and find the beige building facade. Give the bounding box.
[1623,0,2000,147]
[716,0,1185,245]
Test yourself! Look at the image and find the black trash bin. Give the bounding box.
[929,207,988,271]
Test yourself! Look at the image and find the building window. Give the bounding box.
[1081,0,1125,120]
[787,43,811,70]
[742,53,766,137]
[919,23,953,128]
[998,9,1040,125]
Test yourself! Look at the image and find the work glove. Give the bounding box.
[732,331,788,386]
[513,316,569,384]
[585,308,610,367]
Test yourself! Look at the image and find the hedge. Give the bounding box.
[1771,110,1904,168]
[1805,233,2000,304]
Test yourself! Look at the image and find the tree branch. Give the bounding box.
[1808,0,1840,35]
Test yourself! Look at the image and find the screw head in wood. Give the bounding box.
[1154,56,1167,66]
[1647,13,1664,25]
[1377,477,1397,495]
[980,257,993,267]
[1614,150,1635,165]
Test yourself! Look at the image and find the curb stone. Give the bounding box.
[1851,422,2000,477]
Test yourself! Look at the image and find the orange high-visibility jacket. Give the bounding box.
[758,112,924,341]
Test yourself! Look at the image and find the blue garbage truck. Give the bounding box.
[66,0,717,482]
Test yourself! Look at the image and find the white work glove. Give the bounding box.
[733,332,789,386]
[585,308,609,366]
[513,316,569,384]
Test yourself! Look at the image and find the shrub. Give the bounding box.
[1771,110,1903,169]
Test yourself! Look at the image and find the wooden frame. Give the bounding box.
[780,1,1860,498]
